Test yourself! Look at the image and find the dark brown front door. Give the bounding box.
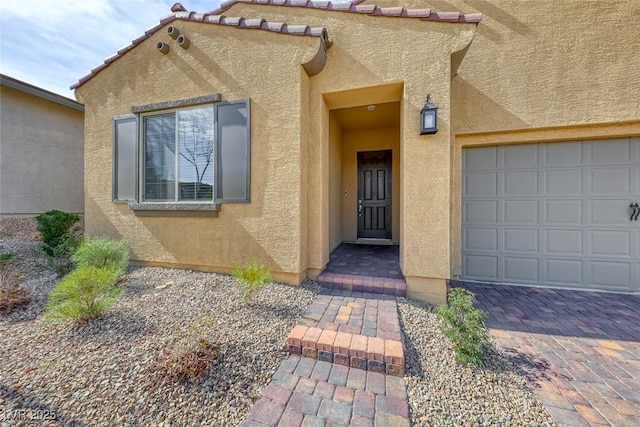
[357,150,392,239]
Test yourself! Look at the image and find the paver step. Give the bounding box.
[318,272,407,297]
[241,355,410,427]
[287,293,405,377]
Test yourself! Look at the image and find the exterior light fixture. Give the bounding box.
[420,94,438,135]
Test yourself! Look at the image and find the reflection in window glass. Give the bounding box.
[144,113,175,201]
[178,106,214,201]
[142,106,214,202]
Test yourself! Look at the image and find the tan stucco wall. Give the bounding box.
[340,127,400,243]
[328,114,343,252]
[75,20,321,283]
[226,3,477,303]
[77,3,477,302]
[0,86,84,217]
[81,1,640,302]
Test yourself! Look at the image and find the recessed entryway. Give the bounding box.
[328,101,400,251]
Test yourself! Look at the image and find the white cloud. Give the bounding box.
[0,0,220,98]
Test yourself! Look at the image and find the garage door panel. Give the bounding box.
[590,139,631,165]
[546,200,583,224]
[590,168,630,194]
[462,138,638,291]
[546,259,583,284]
[505,144,538,168]
[505,200,538,224]
[505,228,538,252]
[465,228,498,251]
[591,261,630,288]
[464,172,497,196]
[545,142,584,167]
[505,171,538,195]
[504,257,538,282]
[545,169,582,195]
[591,200,630,225]
[464,255,498,279]
[464,147,497,170]
[465,200,498,224]
[590,230,631,257]
[546,229,582,254]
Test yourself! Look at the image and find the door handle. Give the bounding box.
[630,203,639,221]
[358,200,362,216]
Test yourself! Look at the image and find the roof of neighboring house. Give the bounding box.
[71,0,482,90]
[1,74,84,111]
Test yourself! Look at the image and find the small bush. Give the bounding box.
[0,252,14,266]
[35,210,80,256]
[73,237,128,272]
[45,266,124,323]
[152,317,220,381]
[437,287,490,367]
[0,265,31,314]
[233,259,272,305]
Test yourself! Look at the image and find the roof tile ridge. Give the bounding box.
[210,1,480,22]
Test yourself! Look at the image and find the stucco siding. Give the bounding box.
[76,21,320,281]
[0,85,84,217]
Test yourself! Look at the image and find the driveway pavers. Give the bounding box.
[459,282,640,427]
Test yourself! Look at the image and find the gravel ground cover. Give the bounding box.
[399,298,556,426]
[1,219,319,426]
[1,218,556,426]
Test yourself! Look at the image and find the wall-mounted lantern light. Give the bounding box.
[420,94,438,135]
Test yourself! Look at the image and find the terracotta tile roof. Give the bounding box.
[213,0,482,23]
[71,1,481,90]
[71,10,330,89]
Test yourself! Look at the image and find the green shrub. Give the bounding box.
[0,252,14,266]
[437,287,490,367]
[233,259,272,305]
[35,210,80,256]
[151,317,220,381]
[45,265,124,323]
[73,237,128,272]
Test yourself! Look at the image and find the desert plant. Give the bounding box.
[73,237,128,272]
[233,259,272,305]
[0,265,31,314]
[0,252,14,266]
[45,265,124,322]
[151,317,220,381]
[437,287,490,367]
[35,210,80,256]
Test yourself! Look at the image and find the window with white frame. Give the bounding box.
[112,98,250,206]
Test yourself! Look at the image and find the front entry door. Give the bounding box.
[357,150,392,239]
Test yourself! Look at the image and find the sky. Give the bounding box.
[0,0,225,100]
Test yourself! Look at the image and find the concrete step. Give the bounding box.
[317,272,407,297]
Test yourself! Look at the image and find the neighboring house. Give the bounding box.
[0,74,84,218]
[72,0,640,304]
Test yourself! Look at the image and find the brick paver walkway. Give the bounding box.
[318,244,406,297]
[242,355,410,426]
[288,291,404,377]
[459,282,640,427]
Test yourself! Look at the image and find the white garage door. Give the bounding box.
[462,137,640,291]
